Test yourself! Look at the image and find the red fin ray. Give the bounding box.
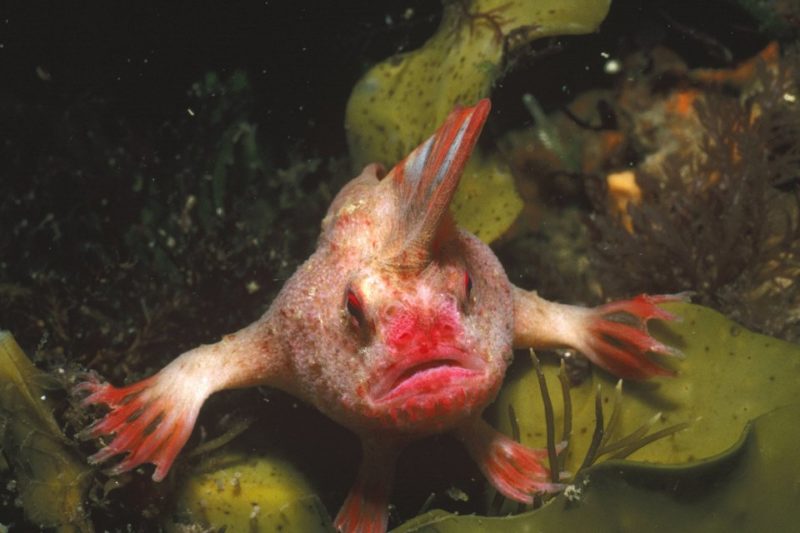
[582,293,689,380]
[334,440,399,533]
[457,418,564,504]
[75,370,207,481]
[384,99,491,270]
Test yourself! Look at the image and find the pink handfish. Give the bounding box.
[76,99,684,533]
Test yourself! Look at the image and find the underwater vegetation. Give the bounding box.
[395,404,800,532]
[0,332,92,530]
[168,451,332,532]
[497,40,799,342]
[588,45,800,342]
[346,0,612,242]
[491,302,800,472]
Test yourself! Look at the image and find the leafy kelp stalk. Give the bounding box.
[590,51,800,341]
[345,0,613,242]
[533,354,687,475]
[493,350,687,515]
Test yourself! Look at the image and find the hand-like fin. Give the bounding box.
[334,440,399,533]
[456,418,564,504]
[74,371,204,481]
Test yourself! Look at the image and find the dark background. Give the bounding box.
[2,1,442,161]
[1,0,766,162]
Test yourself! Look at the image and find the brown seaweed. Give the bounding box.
[590,50,800,341]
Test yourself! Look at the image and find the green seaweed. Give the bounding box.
[168,451,333,532]
[394,402,800,532]
[0,331,92,531]
[346,0,611,242]
[488,303,800,477]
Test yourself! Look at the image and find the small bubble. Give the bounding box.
[604,59,621,74]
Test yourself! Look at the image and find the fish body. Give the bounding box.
[77,99,683,533]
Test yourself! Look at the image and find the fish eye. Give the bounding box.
[345,287,365,325]
[464,271,473,298]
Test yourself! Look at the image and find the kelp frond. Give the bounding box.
[529,350,690,482]
[574,381,689,473]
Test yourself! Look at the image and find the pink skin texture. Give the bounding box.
[75,99,684,533]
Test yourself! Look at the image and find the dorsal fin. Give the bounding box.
[383,99,491,271]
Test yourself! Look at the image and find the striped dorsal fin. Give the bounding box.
[382,99,490,272]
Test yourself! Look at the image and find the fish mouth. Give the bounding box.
[369,351,485,404]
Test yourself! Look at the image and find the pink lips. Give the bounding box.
[369,350,485,404]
